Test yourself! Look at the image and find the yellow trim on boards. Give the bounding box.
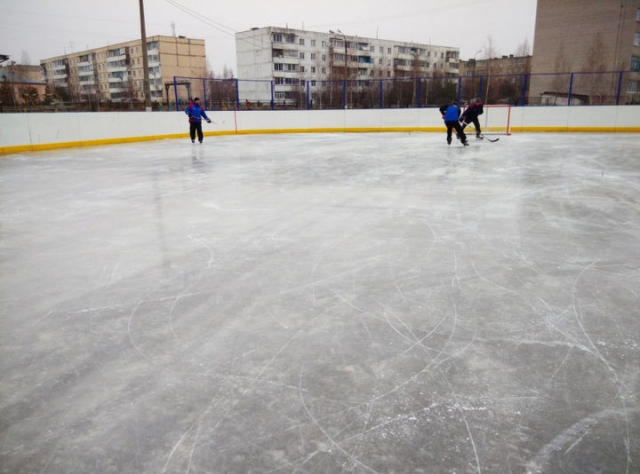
[2,127,639,155]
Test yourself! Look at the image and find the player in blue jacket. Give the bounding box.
[439,101,468,146]
[185,97,211,143]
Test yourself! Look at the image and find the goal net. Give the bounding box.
[462,104,512,135]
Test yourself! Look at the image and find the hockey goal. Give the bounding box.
[462,103,512,136]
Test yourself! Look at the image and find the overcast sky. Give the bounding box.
[1,0,537,74]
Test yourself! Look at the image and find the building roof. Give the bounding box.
[0,71,45,85]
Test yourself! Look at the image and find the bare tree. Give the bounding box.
[578,32,610,104]
[482,36,499,103]
[514,38,532,104]
[515,38,531,57]
[550,40,572,104]
[20,51,31,66]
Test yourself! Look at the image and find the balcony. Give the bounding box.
[109,66,129,74]
[106,54,127,63]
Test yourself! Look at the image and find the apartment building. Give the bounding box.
[459,55,532,78]
[40,35,207,104]
[235,26,460,105]
[458,54,532,104]
[529,0,640,104]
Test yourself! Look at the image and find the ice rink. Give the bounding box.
[1,132,639,473]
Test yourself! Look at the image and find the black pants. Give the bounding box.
[189,122,203,142]
[445,121,466,143]
[462,117,481,136]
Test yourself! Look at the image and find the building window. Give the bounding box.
[311,67,316,73]
[387,48,391,54]
[635,33,640,47]
[273,33,283,42]
[628,80,639,93]
[310,53,316,60]
[300,66,305,73]
[322,67,326,74]
[311,39,316,47]
[632,56,640,71]
[299,52,305,59]
[636,8,640,21]
[321,54,326,61]
[299,38,305,46]
[274,63,284,71]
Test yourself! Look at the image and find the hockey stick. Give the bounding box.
[477,134,499,142]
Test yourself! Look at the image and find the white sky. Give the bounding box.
[1,0,537,74]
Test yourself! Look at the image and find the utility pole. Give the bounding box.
[139,0,152,111]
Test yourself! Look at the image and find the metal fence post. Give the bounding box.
[568,73,574,106]
[270,81,274,110]
[521,74,529,106]
[173,76,179,111]
[202,78,207,110]
[343,80,347,109]
[616,71,624,105]
[235,79,240,110]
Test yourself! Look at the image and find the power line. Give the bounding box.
[162,0,274,53]
[163,0,236,37]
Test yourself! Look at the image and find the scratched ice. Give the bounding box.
[1,132,639,473]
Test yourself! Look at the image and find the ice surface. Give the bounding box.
[1,132,639,473]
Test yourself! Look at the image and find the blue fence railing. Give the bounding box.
[172,70,640,111]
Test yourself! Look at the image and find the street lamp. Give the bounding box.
[472,49,483,99]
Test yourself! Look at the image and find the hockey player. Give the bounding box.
[439,100,468,146]
[460,98,484,138]
[185,97,212,143]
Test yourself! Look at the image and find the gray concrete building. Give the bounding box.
[529,0,640,105]
[236,26,460,106]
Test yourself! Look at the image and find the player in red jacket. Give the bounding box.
[460,98,484,138]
